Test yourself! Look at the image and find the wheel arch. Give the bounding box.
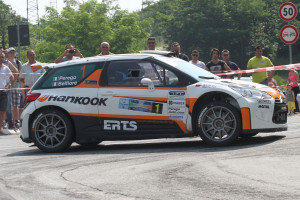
[191,91,241,133]
[28,105,76,141]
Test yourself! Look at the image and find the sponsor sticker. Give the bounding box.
[103,120,137,131]
[168,91,186,99]
[37,95,107,106]
[258,105,270,109]
[167,107,186,115]
[257,100,271,104]
[52,81,77,87]
[167,99,186,116]
[119,98,163,114]
[199,83,218,88]
[53,76,77,81]
[167,100,185,107]
[52,76,78,87]
[169,115,184,119]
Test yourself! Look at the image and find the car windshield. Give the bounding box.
[155,56,220,81]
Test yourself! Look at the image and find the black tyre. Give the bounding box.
[239,132,259,138]
[196,101,241,146]
[30,109,74,153]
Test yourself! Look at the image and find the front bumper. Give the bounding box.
[243,126,288,134]
[20,135,32,143]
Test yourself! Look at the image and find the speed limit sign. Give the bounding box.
[279,2,298,21]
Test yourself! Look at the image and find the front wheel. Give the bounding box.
[196,102,241,146]
[30,109,74,153]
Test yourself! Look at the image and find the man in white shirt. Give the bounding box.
[20,50,45,98]
[189,50,205,69]
[0,52,14,135]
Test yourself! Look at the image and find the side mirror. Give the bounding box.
[141,78,152,85]
[141,78,155,91]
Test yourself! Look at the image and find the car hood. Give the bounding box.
[199,78,263,89]
[197,79,284,99]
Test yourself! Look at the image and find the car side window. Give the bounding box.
[107,61,143,87]
[137,61,179,86]
[40,63,96,88]
[106,61,179,87]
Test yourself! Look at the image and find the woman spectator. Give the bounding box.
[288,68,299,112]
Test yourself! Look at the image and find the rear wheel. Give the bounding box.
[196,102,241,146]
[30,109,74,153]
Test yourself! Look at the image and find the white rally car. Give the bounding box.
[20,51,288,152]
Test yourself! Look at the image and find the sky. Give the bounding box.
[3,0,154,19]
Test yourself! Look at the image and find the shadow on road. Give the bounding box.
[7,134,286,156]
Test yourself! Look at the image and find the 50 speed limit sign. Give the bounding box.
[279,2,298,21]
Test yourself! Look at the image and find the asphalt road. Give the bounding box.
[0,115,299,200]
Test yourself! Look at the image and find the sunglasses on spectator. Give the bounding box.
[8,52,15,54]
[223,54,229,56]
[192,54,199,56]
[148,42,155,44]
[101,46,109,48]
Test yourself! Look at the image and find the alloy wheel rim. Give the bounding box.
[200,106,236,141]
[34,113,67,148]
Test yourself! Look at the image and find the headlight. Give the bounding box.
[231,86,272,99]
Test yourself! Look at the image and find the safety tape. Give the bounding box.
[216,63,300,76]
[0,73,44,74]
[0,88,31,91]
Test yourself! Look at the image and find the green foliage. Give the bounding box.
[141,0,300,68]
[0,1,26,49]
[274,74,287,88]
[2,0,300,69]
[28,0,151,62]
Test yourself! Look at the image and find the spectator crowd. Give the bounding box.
[0,37,299,135]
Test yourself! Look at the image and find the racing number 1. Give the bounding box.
[80,65,86,78]
[152,102,163,114]
[154,104,160,113]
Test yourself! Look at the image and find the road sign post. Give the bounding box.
[279,2,298,64]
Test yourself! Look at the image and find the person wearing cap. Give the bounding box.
[98,42,113,56]
[170,42,189,61]
[2,48,18,130]
[0,51,14,135]
[54,43,83,63]
[6,47,23,129]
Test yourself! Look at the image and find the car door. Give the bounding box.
[97,59,189,137]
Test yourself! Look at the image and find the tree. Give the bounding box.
[29,0,152,62]
[140,0,300,68]
[0,1,25,49]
